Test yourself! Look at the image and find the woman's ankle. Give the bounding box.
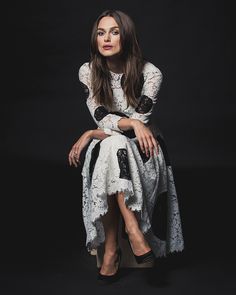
[104,243,119,255]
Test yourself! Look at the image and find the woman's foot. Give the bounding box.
[99,249,120,276]
[125,227,151,256]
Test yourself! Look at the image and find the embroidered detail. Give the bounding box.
[117,148,131,180]
[94,106,109,121]
[135,95,153,114]
[81,136,185,258]
[109,72,124,89]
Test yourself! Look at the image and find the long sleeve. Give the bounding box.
[129,63,163,124]
[78,62,125,134]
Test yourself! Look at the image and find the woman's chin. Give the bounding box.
[99,50,121,58]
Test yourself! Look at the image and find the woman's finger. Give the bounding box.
[69,131,92,167]
[71,154,78,167]
[68,150,74,166]
[150,137,158,155]
[74,152,81,165]
[69,146,78,167]
[72,146,78,155]
[142,138,149,157]
[146,135,154,157]
[138,136,146,155]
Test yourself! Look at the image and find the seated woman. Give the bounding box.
[68,9,184,283]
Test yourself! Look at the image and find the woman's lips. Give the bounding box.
[103,46,113,50]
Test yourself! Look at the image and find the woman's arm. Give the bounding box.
[118,118,159,157]
[116,117,136,131]
[69,128,111,167]
[69,119,159,168]
[89,129,111,140]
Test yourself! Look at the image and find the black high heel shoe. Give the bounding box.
[97,247,122,284]
[124,231,155,264]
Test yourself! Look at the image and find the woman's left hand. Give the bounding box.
[131,119,159,158]
[68,130,92,167]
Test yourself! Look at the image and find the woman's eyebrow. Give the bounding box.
[97,26,119,31]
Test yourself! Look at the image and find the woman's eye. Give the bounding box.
[97,31,119,36]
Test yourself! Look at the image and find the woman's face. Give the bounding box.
[97,16,121,58]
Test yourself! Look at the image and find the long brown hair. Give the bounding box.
[89,9,146,111]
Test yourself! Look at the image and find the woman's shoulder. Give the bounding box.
[78,61,92,85]
[79,61,91,74]
[142,60,163,77]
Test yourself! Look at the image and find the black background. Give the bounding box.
[2,0,236,293]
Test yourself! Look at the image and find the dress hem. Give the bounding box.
[85,187,150,254]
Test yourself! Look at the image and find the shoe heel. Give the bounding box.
[133,249,155,264]
[126,236,155,264]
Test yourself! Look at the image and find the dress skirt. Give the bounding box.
[81,125,184,259]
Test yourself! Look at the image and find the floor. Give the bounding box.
[1,250,235,294]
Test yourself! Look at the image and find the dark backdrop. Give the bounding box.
[2,0,236,285]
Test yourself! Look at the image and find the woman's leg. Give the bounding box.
[116,191,151,256]
[99,193,120,275]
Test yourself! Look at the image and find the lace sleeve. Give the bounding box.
[129,63,163,124]
[78,62,125,134]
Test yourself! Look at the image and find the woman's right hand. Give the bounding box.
[131,119,159,158]
[68,130,93,167]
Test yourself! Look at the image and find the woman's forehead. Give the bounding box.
[97,16,119,29]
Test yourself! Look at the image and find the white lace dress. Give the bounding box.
[78,61,184,259]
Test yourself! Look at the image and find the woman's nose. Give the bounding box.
[104,33,111,41]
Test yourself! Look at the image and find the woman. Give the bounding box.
[68,9,184,283]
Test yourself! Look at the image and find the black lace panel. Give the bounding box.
[135,95,153,114]
[117,148,131,180]
[94,106,109,121]
[79,81,90,99]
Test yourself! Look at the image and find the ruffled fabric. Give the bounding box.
[81,134,184,258]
